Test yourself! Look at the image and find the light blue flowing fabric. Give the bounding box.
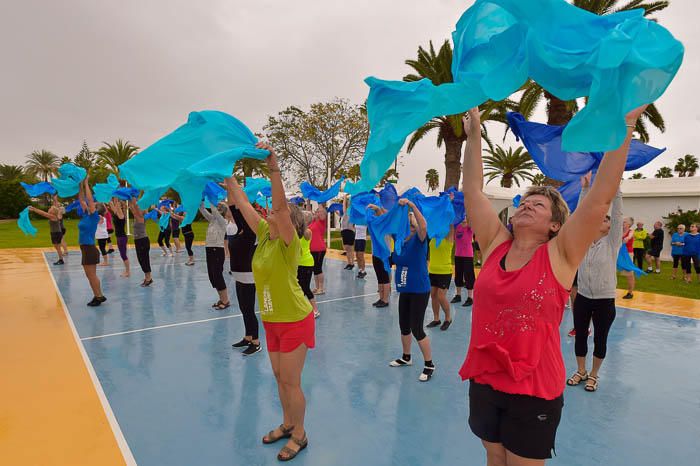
[617,243,646,276]
[243,178,272,203]
[367,204,411,271]
[158,212,171,232]
[65,199,86,217]
[203,181,227,206]
[348,192,380,226]
[93,174,120,203]
[119,111,269,226]
[255,196,271,209]
[21,181,56,197]
[300,178,344,203]
[51,163,87,198]
[344,0,684,195]
[157,199,175,209]
[144,209,159,221]
[174,205,185,214]
[17,207,37,236]
[328,203,343,215]
[379,184,398,210]
[507,112,666,212]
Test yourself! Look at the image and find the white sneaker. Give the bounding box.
[418,365,435,382]
[389,357,412,367]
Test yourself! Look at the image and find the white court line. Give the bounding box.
[80,292,377,341]
[42,253,137,466]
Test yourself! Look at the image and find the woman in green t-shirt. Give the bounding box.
[225,143,313,462]
[427,225,455,331]
[298,211,320,318]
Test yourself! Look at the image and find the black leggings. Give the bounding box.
[633,248,646,270]
[158,229,171,249]
[184,232,195,257]
[398,292,430,341]
[311,250,326,275]
[206,247,227,291]
[297,265,315,300]
[134,237,151,273]
[235,281,258,340]
[97,238,109,256]
[681,255,700,274]
[454,256,475,289]
[672,254,682,269]
[228,236,236,271]
[573,294,616,359]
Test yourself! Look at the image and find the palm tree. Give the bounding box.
[483,146,536,188]
[59,156,72,165]
[425,168,440,191]
[0,164,25,181]
[25,150,59,182]
[403,40,517,190]
[655,166,673,178]
[95,139,139,175]
[674,154,699,177]
[234,158,269,182]
[380,168,399,186]
[630,173,646,179]
[531,172,546,186]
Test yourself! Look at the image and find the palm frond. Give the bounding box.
[406,120,442,153]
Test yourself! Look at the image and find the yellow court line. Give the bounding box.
[325,249,700,319]
[0,248,131,465]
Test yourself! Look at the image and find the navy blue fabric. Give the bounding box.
[78,212,100,245]
[21,181,56,197]
[328,203,343,215]
[300,177,343,203]
[393,234,430,293]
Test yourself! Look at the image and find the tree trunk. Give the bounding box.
[501,175,513,188]
[543,92,574,188]
[443,135,464,191]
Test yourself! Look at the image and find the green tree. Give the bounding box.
[95,139,139,175]
[655,166,673,178]
[483,146,536,188]
[264,98,369,188]
[664,209,700,234]
[59,156,72,165]
[379,168,399,186]
[0,164,25,182]
[234,158,269,184]
[425,168,440,191]
[0,181,31,218]
[403,40,517,190]
[674,154,698,177]
[630,173,646,179]
[24,150,59,182]
[531,172,546,186]
[74,140,94,170]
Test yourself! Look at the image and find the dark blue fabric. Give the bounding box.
[683,233,700,256]
[78,212,100,245]
[507,112,666,212]
[289,196,305,205]
[300,177,344,203]
[392,234,430,293]
[512,194,522,208]
[401,189,455,244]
[65,199,86,217]
[442,187,465,225]
[203,181,226,206]
[144,209,159,221]
[349,192,380,226]
[21,181,56,197]
[379,184,398,210]
[328,203,343,215]
[367,204,410,272]
[113,187,140,200]
[157,199,175,209]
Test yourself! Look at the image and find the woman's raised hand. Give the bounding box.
[462,107,481,137]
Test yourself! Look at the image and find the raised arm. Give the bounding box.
[257,142,295,245]
[109,199,125,219]
[399,198,427,241]
[170,211,185,221]
[209,203,227,229]
[28,206,58,221]
[553,105,648,274]
[225,176,262,235]
[83,178,96,213]
[461,108,510,261]
[198,203,213,221]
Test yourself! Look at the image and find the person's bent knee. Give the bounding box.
[412,328,426,341]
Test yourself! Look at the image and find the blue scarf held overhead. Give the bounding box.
[17,207,38,236]
[65,199,86,217]
[21,181,56,197]
[348,192,380,226]
[144,209,159,221]
[119,111,269,227]
[300,177,344,203]
[243,177,272,203]
[344,0,684,195]
[401,188,455,244]
[328,203,343,215]
[158,212,171,232]
[203,181,227,207]
[93,174,120,203]
[367,204,411,272]
[51,163,87,198]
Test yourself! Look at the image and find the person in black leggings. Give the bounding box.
[170,210,195,265]
[157,206,173,256]
[108,199,130,277]
[170,203,183,253]
[225,178,261,356]
[129,201,153,287]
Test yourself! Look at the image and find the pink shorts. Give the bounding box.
[263,312,316,353]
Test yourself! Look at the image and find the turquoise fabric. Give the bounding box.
[144,209,159,221]
[158,212,171,232]
[93,174,120,203]
[243,177,271,203]
[51,163,87,198]
[17,207,37,236]
[21,182,56,197]
[119,111,269,226]
[345,0,684,195]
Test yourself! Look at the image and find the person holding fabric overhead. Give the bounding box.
[459,104,648,464]
[340,196,356,270]
[28,195,65,265]
[298,211,320,319]
[77,177,106,307]
[452,217,476,307]
[565,172,623,393]
[426,225,455,331]
[227,142,314,462]
[681,223,700,283]
[367,204,392,308]
[199,201,230,310]
[170,203,184,254]
[224,178,262,356]
[108,198,130,277]
[157,205,173,257]
[129,201,154,287]
[670,224,686,279]
[632,221,648,270]
[389,200,435,382]
[309,206,327,295]
[170,209,195,266]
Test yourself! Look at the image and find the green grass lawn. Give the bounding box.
[2,219,697,300]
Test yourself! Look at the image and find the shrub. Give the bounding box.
[0,181,31,219]
[664,209,700,233]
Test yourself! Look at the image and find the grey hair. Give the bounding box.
[289,204,306,238]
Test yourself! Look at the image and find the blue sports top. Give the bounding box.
[78,212,100,246]
[392,234,430,294]
[682,233,700,256]
[671,232,685,256]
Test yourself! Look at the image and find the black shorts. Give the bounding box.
[80,244,100,266]
[50,231,63,245]
[341,229,355,246]
[372,255,391,285]
[172,228,181,238]
[672,254,682,268]
[429,273,451,289]
[468,381,563,460]
[647,248,661,258]
[354,239,367,253]
[473,241,480,251]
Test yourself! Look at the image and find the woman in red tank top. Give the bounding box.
[459,104,649,464]
[621,218,636,298]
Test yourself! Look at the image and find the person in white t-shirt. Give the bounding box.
[354,224,368,279]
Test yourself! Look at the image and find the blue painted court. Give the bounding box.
[49,248,700,466]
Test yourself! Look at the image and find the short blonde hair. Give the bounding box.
[521,186,570,238]
[289,204,306,238]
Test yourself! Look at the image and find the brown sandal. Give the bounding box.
[262,424,294,444]
[277,434,308,462]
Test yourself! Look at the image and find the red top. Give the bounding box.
[309,219,327,252]
[105,210,113,230]
[623,229,634,253]
[459,240,569,400]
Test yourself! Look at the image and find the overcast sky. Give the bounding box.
[1,0,698,189]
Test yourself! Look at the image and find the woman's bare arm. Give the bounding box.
[399,198,427,241]
[224,177,262,235]
[29,207,58,221]
[257,142,295,246]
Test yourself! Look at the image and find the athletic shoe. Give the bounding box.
[242,342,262,356]
[462,297,473,307]
[389,357,412,367]
[375,301,389,308]
[314,309,320,319]
[108,249,114,254]
[646,267,653,273]
[185,261,195,266]
[426,320,441,328]
[419,365,435,382]
[622,292,633,299]
[140,279,154,287]
[87,297,102,307]
[372,299,382,307]
[344,264,354,270]
[161,251,168,257]
[232,338,250,348]
[440,320,452,331]
[655,269,661,274]
[53,259,64,265]
[450,295,461,304]
[341,251,347,256]
[357,271,367,279]
[567,328,576,337]
[96,296,107,303]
